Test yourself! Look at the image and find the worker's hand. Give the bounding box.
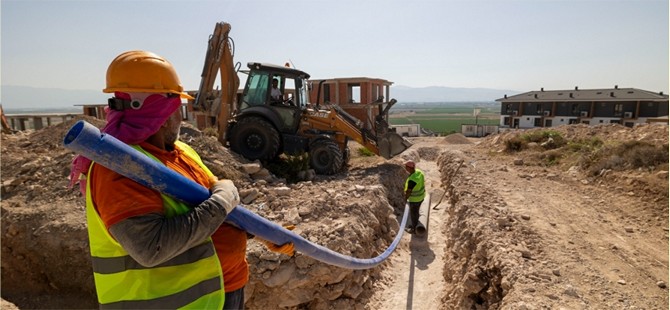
[257,225,296,256]
[209,179,239,214]
[258,238,295,256]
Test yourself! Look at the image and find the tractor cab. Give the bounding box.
[238,63,310,134]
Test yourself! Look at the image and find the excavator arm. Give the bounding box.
[194,22,240,144]
[300,106,410,159]
[302,108,380,155]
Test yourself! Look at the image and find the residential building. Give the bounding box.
[496,86,668,129]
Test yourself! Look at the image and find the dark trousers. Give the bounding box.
[223,287,245,310]
[408,200,423,229]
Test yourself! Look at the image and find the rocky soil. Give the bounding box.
[2,118,668,309]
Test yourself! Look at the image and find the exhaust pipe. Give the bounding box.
[63,120,409,270]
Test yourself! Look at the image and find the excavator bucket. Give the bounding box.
[377,130,412,159]
[375,98,412,159]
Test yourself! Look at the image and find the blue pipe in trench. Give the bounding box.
[63,120,408,270]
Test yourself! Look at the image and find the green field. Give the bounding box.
[390,103,500,134]
[417,106,499,114]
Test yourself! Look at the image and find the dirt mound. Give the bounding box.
[443,133,473,145]
[482,123,669,149]
[1,116,104,308]
[1,119,408,309]
[434,124,668,309]
[476,123,669,209]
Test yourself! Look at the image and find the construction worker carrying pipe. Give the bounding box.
[68,50,293,309]
[403,160,426,234]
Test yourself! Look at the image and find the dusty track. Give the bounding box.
[367,130,667,309]
[365,159,448,309]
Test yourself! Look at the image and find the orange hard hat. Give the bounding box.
[103,50,194,99]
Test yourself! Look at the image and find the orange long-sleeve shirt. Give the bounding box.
[89,141,248,292]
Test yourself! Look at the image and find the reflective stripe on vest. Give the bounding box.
[404,169,426,202]
[86,141,224,309]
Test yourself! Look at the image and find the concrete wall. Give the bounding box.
[392,124,421,137]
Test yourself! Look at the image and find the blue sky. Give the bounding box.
[1,0,668,104]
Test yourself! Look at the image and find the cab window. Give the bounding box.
[241,72,270,108]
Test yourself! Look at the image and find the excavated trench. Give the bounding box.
[436,149,535,309]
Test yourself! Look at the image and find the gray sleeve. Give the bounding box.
[108,197,228,267]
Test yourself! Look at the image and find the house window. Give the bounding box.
[536,104,542,114]
[614,103,623,116]
[323,84,331,103]
[348,84,360,103]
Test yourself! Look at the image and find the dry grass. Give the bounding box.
[505,130,668,175]
[583,141,669,176]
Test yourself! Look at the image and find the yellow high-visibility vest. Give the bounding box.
[85,141,225,309]
[404,169,426,203]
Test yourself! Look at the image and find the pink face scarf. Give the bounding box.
[68,91,182,195]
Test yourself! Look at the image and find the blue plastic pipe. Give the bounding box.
[63,120,408,269]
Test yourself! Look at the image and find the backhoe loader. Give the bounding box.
[192,22,411,174]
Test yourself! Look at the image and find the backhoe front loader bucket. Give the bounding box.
[374,98,412,159]
[377,130,412,159]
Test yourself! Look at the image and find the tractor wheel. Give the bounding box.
[309,139,344,175]
[229,116,280,160]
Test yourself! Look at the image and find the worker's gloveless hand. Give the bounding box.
[209,179,239,214]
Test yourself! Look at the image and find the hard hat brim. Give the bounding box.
[103,88,194,100]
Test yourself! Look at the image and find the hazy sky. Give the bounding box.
[2,0,668,98]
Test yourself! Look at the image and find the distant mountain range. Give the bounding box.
[1,85,105,112]
[0,84,521,112]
